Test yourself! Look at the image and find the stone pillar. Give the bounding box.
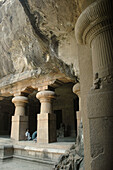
[75,0,113,169]
[73,83,81,136]
[11,96,28,141]
[36,90,57,143]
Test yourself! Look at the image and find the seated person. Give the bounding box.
[25,129,31,141]
[32,131,37,141]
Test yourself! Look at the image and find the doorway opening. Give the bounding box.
[54,110,62,130]
[0,97,14,138]
[54,83,78,142]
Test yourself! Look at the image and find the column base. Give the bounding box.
[11,115,28,141]
[37,113,57,144]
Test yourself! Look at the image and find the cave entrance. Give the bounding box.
[53,83,78,142]
[27,91,40,138]
[0,97,14,138]
[54,110,62,130]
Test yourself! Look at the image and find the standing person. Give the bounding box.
[25,129,31,141]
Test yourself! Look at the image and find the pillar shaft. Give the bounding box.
[73,83,82,136]
[11,96,28,141]
[36,90,56,143]
[40,99,53,114]
[75,0,113,169]
[76,111,81,136]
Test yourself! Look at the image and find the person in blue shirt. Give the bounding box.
[32,131,37,141]
[25,129,31,141]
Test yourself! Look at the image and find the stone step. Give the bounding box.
[13,144,66,163]
[0,138,75,168]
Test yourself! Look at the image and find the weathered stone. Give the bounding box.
[0,0,113,170]
[21,0,78,38]
[54,120,84,170]
[0,0,79,82]
[0,0,47,78]
[75,0,113,169]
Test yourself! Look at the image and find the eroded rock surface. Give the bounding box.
[0,0,81,81]
[0,0,49,78]
[22,0,78,38]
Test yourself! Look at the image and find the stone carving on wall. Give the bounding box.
[57,123,65,138]
[54,121,84,170]
[102,75,113,84]
[91,73,113,90]
[91,73,101,90]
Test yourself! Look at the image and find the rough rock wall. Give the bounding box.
[0,0,48,78]
[77,0,96,12]
[22,0,80,75]
[24,0,78,38]
[0,0,81,80]
[58,32,79,76]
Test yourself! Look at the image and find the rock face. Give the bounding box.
[22,0,78,38]
[19,0,80,75]
[0,0,48,78]
[0,0,81,81]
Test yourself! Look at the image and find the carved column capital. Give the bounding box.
[36,90,56,102]
[73,83,80,97]
[73,83,81,110]
[75,0,113,86]
[36,90,56,114]
[12,96,28,116]
[75,0,113,46]
[12,96,28,103]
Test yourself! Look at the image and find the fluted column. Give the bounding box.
[11,96,28,141]
[36,90,57,143]
[75,0,113,169]
[73,83,82,136]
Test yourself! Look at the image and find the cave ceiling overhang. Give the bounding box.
[0,55,77,97]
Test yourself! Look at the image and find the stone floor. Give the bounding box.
[0,136,76,170]
[0,136,75,149]
[0,159,52,170]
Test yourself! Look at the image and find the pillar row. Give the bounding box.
[75,0,113,169]
[36,90,57,143]
[11,96,28,141]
